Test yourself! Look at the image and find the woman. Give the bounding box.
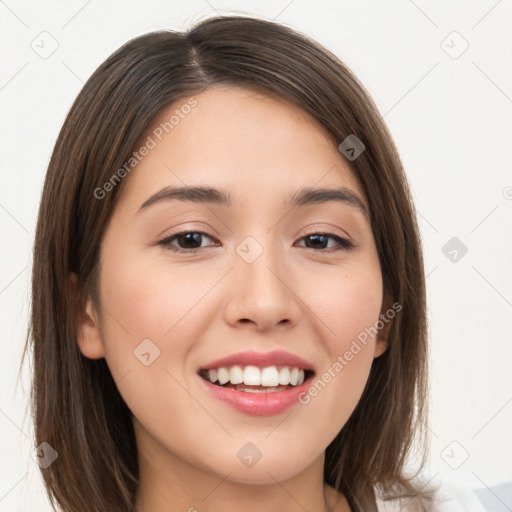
[23,14,452,512]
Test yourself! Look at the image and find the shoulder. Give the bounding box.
[375,470,487,512]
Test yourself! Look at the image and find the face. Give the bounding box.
[76,85,389,486]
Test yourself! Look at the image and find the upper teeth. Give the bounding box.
[205,365,306,387]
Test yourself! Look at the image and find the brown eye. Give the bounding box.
[296,233,355,251]
[158,231,218,253]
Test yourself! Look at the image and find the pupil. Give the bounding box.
[180,233,202,248]
[307,234,327,249]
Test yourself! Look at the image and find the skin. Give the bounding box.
[75,85,391,512]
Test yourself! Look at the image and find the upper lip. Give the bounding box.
[198,350,315,372]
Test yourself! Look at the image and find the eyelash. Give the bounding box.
[157,231,355,254]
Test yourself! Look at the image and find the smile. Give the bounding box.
[196,349,316,416]
[198,365,313,391]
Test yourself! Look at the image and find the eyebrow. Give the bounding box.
[138,185,369,219]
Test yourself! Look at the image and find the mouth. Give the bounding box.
[198,365,316,393]
[196,350,316,415]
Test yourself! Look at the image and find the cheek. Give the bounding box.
[97,247,225,393]
[99,247,208,343]
[95,246,180,382]
[96,251,207,427]
[301,259,383,351]
[294,262,382,438]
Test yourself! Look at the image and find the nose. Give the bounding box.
[223,241,300,333]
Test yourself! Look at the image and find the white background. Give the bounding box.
[1,1,511,510]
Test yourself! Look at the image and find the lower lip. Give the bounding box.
[198,375,312,416]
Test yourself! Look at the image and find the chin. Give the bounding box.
[202,448,319,486]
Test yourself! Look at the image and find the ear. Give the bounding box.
[374,295,394,358]
[70,273,106,359]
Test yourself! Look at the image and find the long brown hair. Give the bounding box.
[22,14,429,512]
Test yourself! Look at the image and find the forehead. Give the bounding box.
[118,85,368,213]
